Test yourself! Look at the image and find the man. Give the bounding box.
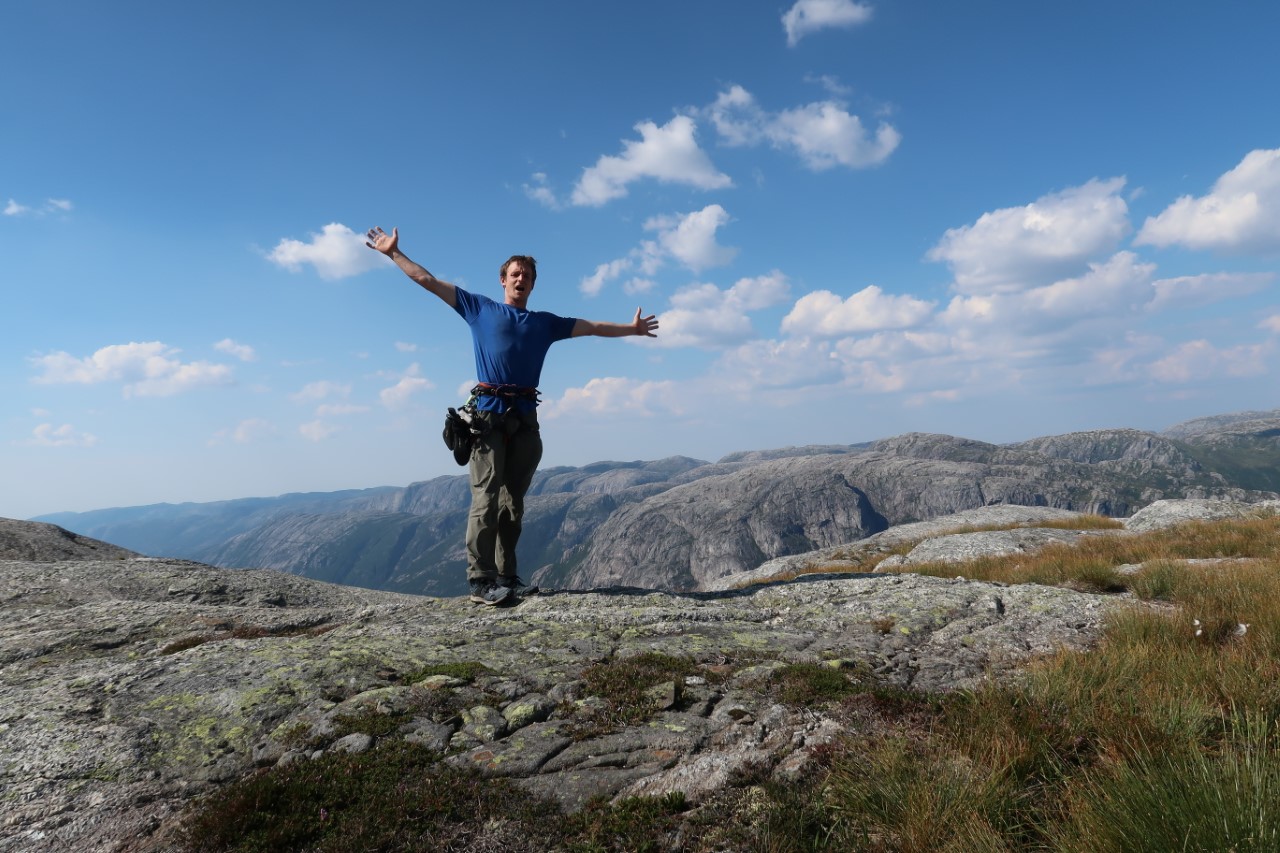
[365,226,659,605]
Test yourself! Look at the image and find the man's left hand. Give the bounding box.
[633,308,659,337]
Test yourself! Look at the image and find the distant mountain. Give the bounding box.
[31,411,1280,595]
[1161,410,1280,493]
[34,486,401,559]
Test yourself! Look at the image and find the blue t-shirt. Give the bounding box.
[452,286,578,412]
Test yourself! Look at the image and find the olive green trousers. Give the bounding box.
[465,407,542,581]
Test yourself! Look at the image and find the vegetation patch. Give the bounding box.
[402,660,495,683]
[766,662,865,708]
[575,652,705,733]
[753,524,1280,851]
[180,741,691,853]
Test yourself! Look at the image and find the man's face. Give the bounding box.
[501,261,534,307]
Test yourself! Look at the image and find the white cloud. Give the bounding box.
[4,197,73,217]
[1149,339,1273,383]
[570,115,731,207]
[1137,148,1280,252]
[267,222,385,280]
[290,380,351,403]
[940,252,1156,336]
[713,337,844,390]
[214,338,257,362]
[541,377,682,419]
[1262,313,1280,334]
[707,85,899,170]
[29,341,233,397]
[29,423,97,447]
[379,363,434,409]
[581,257,635,297]
[299,420,342,442]
[1149,272,1274,311]
[655,271,791,348]
[782,0,873,47]
[928,178,1131,294]
[523,172,561,209]
[644,205,738,272]
[395,341,419,353]
[782,285,935,336]
[580,205,738,296]
[624,278,657,295]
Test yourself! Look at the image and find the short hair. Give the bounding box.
[500,255,537,284]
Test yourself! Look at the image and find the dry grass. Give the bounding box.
[805,513,1280,852]
[743,514,1123,587]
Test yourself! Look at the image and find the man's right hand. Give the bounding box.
[365,226,398,255]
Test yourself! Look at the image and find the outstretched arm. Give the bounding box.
[365,226,457,308]
[572,307,659,339]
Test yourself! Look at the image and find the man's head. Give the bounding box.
[500,255,537,307]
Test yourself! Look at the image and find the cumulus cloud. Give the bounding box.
[713,337,844,391]
[268,223,385,280]
[581,257,636,298]
[707,85,899,170]
[1149,272,1274,311]
[940,252,1156,336]
[1262,313,1280,334]
[29,341,233,397]
[644,205,738,272]
[4,199,29,216]
[580,205,738,296]
[289,380,351,403]
[570,115,731,207]
[928,178,1131,294]
[782,285,935,336]
[782,0,873,47]
[214,338,257,362]
[379,363,434,409]
[655,271,791,348]
[1149,339,1273,383]
[541,377,682,419]
[395,341,419,353]
[28,423,97,447]
[1137,148,1280,252]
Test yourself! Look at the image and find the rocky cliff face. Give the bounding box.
[564,430,1276,591]
[33,414,1280,597]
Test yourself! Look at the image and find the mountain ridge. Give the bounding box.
[32,410,1280,596]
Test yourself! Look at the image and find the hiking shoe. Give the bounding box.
[469,579,513,606]
[498,575,538,597]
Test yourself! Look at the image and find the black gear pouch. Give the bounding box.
[442,407,472,466]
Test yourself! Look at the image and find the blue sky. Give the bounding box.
[4,0,1279,520]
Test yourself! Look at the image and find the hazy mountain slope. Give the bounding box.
[32,413,1280,596]
[33,487,400,559]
